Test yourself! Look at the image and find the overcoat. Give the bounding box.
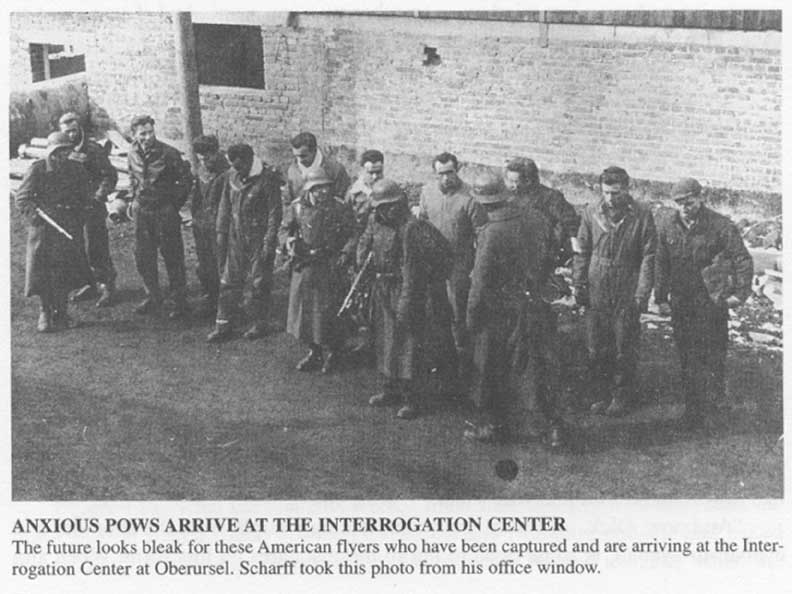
[357,215,452,380]
[281,195,355,345]
[15,157,92,297]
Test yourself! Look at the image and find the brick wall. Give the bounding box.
[9,12,782,194]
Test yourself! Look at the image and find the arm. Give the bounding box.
[356,213,375,268]
[15,161,42,223]
[215,176,231,269]
[262,178,284,260]
[654,223,671,305]
[172,155,192,209]
[466,230,495,334]
[571,207,592,300]
[723,222,754,304]
[338,202,358,263]
[417,191,429,221]
[635,211,657,306]
[93,146,118,201]
[332,164,351,201]
[396,223,427,325]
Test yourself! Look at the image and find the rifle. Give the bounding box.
[35,206,74,241]
[337,252,373,317]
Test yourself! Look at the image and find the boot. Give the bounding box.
[296,346,323,371]
[207,321,233,343]
[95,283,113,308]
[168,299,190,320]
[396,388,419,420]
[71,284,97,302]
[52,301,79,330]
[37,306,52,333]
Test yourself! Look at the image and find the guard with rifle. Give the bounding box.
[280,171,356,373]
[15,131,94,332]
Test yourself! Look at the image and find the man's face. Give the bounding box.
[601,182,629,209]
[292,144,316,168]
[230,155,253,178]
[133,123,156,150]
[196,150,217,169]
[58,118,80,144]
[675,195,704,221]
[434,160,460,193]
[308,184,332,203]
[362,161,384,188]
[504,170,525,193]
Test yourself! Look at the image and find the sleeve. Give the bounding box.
[215,175,231,236]
[262,178,284,258]
[396,223,428,324]
[15,161,42,222]
[635,210,657,303]
[571,207,592,292]
[653,222,671,304]
[723,222,754,303]
[356,214,375,268]
[553,191,581,241]
[466,230,494,333]
[93,148,118,200]
[127,154,139,201]
[172,155,192,209]
[339,202,358,257]
[278,202,297,249]
[467,196,488,230]
[333,164,352,201]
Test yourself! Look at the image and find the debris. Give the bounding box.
[747,331,781,345]
[216,439,239,449]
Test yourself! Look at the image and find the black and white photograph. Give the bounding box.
[6,8,784,504]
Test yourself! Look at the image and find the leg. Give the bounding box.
[158,204,188,315]
[193,225,220,314]
[209,240,245,341]
[85,200,116,305]
[245,253,274,339]
[609,303,641,415]
[134,209,161,312]
[586,308,615,412]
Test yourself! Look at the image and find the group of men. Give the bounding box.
[16,113,753,449]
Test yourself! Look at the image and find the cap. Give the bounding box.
[302,170,333,193]
[471,171,505,204]
[371,179,406,206]
[671,177,703,201]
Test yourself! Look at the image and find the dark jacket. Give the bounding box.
[70,131,118,201]
[573,196,656,309]
[654,206,753,308]
[190,152,230,230]
[15,157,93,296]
[128,139,191,210]
[467,203,551,333]
[216,158,283,262]
[511,183,579,263]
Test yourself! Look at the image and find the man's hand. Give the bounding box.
[657,302,672,317]
[725,295,742,309]
[634,297,649,314]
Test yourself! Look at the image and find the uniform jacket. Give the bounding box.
[216,158,283,262]
[654,206,753,308]
[511,183,579,262]
[190,152,230,230]
[418,181,486,277]
[69,130,118,201]
[128,139,191,210]
[573,196,656,309]
[285,150,351,204]
[467,203,551,333]
[15,157,92,296]
[281,194,356,344]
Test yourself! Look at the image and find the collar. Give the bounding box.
[348,176,373,197]
[230,157,265,189]
[297,148,323,176]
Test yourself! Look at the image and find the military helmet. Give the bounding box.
[471,171,505,204]
[671,177,703,200]
[44,131,74,157]
[371,179,406,206]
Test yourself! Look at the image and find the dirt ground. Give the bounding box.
[8,200,783,500]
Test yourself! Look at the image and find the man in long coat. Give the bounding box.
[190,135,230,317]
[15,131,93,332]
[127,114,192,318]
[281,172,356,373]
[572,166,656,416]
[654,177,753,430]
[465,172,564,447]
[58,111,118,307]
[358,179,452,420]
[208,144,283,342]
